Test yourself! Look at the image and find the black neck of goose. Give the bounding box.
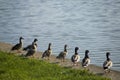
[19,38,22,44]
[48,44,51,50]
[32,43,36,49]
[85,53,88,58]
[64,46,67,52]
[75,49,78,55]
[106,54,110,61]
[64,48,67,52]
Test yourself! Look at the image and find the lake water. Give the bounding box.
[0,0,120,71]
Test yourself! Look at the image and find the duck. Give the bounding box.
[56,44,68,62]
[82,50,90,68]
[103,52,113,73]
[41,43,52,60]
[11,37,24,52]
[23,38,38,51]
[71,47,80,66]
[25,42,37,57]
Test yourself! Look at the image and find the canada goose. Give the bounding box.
[82,50,90,69]
[103,52,113,73]
[23,38,38,51]
[11,37,24,52]
[56,44,68,62]
[42,43,52,60]
[71,47,80,66]
[25,42,37,57]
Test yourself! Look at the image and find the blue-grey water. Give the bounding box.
[0,0,120,71]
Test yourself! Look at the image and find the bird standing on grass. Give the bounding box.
[103,52,113,73]
[56,44,68,62]
[11,37,24,52]
[25,42,37,57]
[42,43,52,60]
[71,47,80,66]
[23,38,38,51]
[82,50,90,70]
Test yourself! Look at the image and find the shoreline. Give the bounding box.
[0,42,120,80]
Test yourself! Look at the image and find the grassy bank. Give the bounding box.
[0,51,110,80]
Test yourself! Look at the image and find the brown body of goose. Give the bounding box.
[25,42,37,57]
[56,44,68,62]
[11,37,24,51]
[71,47,80,66]
[103,52,113,73]
[82,50,90,68]
[42,43,52,60]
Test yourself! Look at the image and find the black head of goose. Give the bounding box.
[56,44,68,62]
[42,43,52,60]
[11,37,24,51]
[103,52,113,73]
[71,47,80,66]
[34,38,38,42]
[33,38,38,47]
[82,50,90,68]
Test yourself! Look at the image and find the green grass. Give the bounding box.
[0,51,110,80]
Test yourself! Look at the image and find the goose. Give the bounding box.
[103,52,113,73]
[71,47,80,66]
[56,44,68,62]
[25,42,37,57]
[42,43,52,60]
[82,50,90,69]
[11,37,24,52]
[23,38,38,51]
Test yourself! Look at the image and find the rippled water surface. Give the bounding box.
[0,0,120,71]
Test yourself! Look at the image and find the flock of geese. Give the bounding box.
[10,37,113,73]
